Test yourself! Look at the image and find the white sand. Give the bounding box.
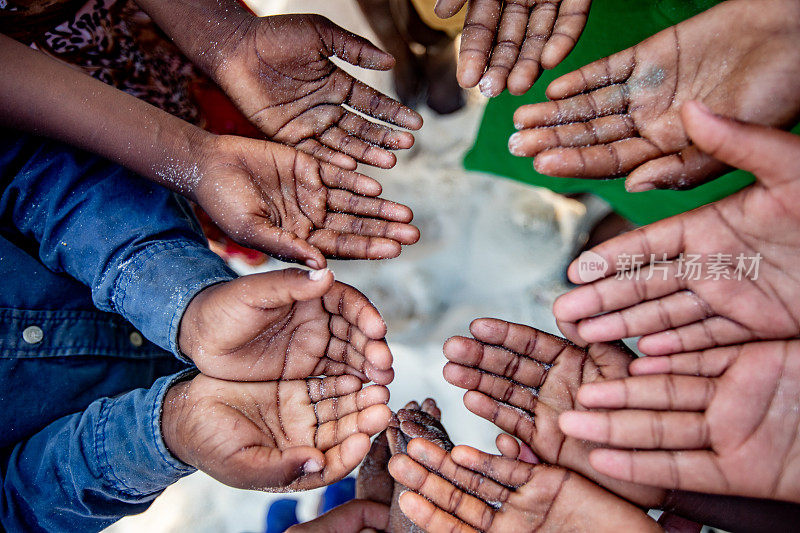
[105,1,588,531]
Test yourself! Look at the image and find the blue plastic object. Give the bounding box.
[265,498,299,533]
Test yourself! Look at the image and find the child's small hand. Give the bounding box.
[434,0,592,96]
[285,500,390,533]
[442,318,666,507]
[162,373,391,492]
[194,136,419,269]
[388,438,661,532]
[560,340,800,503]
[209,14,422,170]
[511,0,800,189]
[179,268,394,385]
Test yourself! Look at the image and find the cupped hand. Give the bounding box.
[179,268,395,384]
[553,103,800,355]
[162,373,392,492]
[560,340,800,503]
[435,0,591,96]
[511,0,800,190]
[286,500,390,532]
[210,14,422,170]
[442,317,666,507]
[388,438,661,532]
[195,136,419,269]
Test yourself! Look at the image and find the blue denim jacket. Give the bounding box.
[0,129,237,531]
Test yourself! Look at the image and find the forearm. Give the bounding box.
[0,371,196,532]
[134,0,253,78]
[0,33,212,196]
[664,490,800,532]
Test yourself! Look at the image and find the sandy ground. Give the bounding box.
[105,1,589,531]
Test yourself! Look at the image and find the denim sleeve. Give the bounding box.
[0,370,197,532]
[0,131,237,358]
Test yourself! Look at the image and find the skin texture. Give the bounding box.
[210,13,423,170]
[356,399,452,533]
[0,34,419,269]
[442,317,667,507]
[178,269,395,385]
[196,136,420,269]
[434,0,591,96]
[511,0,800,190]
[560,341,800,503]
[161,373,392,492]
[553,103,800,356]
[285,500,390,533]
[388,438,661,532]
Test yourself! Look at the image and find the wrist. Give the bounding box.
[161,379,193,466]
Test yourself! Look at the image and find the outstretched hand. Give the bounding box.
[553,103,800,355]
[388,438,661,532]
[286,500,390,532]
[560,341,800,503]
[511,0,800,190]
[162,373,391,492]
[435,0,591,96]
[210,14,422,170]
[442,317,666,507]
[179,269,395,384]
[195,136,419,269]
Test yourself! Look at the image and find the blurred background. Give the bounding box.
[105,0,588,530]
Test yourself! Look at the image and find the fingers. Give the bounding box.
[397,491,479,533]
[588,448,728,495]
[573,290,714,343]
[316,122,399,169]
[443,362,539,413]
[315,16,395,71]
[534,137,664,178]
[294,138,358,171]
[514,84,629,127]
[467,317,574,364]
[629,346,740,377]
[243,223,327,269]
[328,314,393,371]
[637,317,757,356]
[443,337,549,389]
[458,0,502,88]
[292,432,373,491]
[337,111,415,150]
[315,404,392,450]
[461,390,536,444]
[682,101,800,187]
[504,2,558,96]
[323,212,420,243]
[479,1,538,97]
[435,0,469,19]
[234,445,326,490]
[397,409,452,450]
[509,114,636,157]
[495,433,540,464]
[309,230,403,260]
[307,375,364,403]
[345,77,423,131]
[388,447,497,531]
[318,163,382,197]
[540,0,591,69]
[323,281,388,340]
[545,48,635,100]
[559,410,711,449]
[576,375,716,411]
[625,145,728,192]
[239,268,334,309]
[326,190,414,223]
[287,500,390,533]
[314,383,390,424]
[450,444,537,487]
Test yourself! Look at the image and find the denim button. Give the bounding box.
[22,326,44,345]
[129,331,144,348]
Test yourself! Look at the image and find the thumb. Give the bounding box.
[313,16,394,70]
[681,101,800,187]
[245,446,326,490]
[435,0,468,18]
[240,268,335,309]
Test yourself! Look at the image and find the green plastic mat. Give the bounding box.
[463,0,800,225]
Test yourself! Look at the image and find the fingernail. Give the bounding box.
[309,268,331,281]
[479,77,496,98]
[626,181,656,193]
[508,132,525,156]
[303,458,323,474]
